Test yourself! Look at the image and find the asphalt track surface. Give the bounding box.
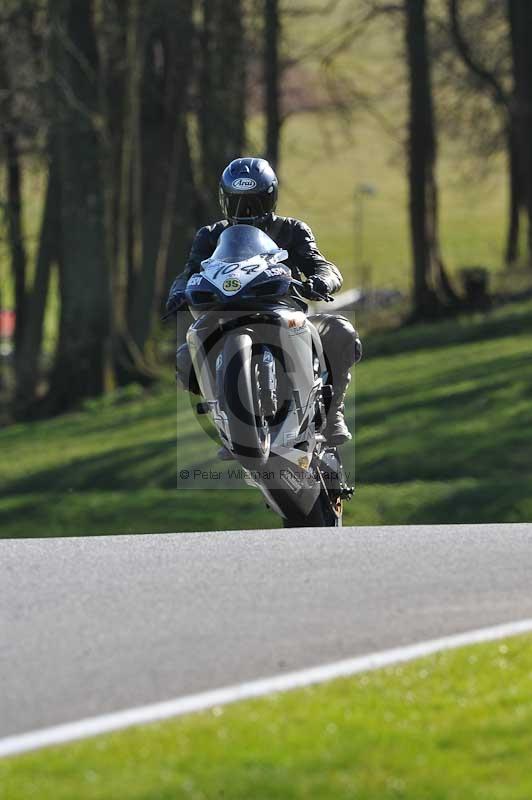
[1,523,532,740]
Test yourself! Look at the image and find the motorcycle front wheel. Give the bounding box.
[223,333,271,470]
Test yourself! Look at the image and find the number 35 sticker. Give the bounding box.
[223,278,241,293]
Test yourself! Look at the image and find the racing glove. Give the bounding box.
[166,276,188,315]
[302,276,334,302]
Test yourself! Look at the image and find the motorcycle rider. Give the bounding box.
[166,157,362,451]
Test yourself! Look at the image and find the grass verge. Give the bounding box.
[1,298,531,537]
[2,634,532,799]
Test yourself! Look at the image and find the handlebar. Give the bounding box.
[292,280,334,303]
[162,278,335,321]
[161,294,187,321]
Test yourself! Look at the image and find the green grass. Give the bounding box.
[1,298,531,537]
[2,634,532,799]
[276,111,508,292]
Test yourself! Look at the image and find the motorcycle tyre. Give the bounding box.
[223,333,270,470]
[282,486,342,528]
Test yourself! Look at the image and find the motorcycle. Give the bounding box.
[175,224,354,527]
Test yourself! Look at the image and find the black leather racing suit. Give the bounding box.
[168,215,361,399]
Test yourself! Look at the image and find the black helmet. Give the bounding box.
[219,157,278,226]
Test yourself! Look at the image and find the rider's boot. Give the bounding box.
[217,375,353,452]
[323,371,352,445]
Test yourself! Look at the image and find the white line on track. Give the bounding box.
[2,617,532,759]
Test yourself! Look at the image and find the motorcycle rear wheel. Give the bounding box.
[282,486,342,528]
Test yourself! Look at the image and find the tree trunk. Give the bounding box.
[198,0,247,220]
[505,124,522,267]
[449,0,522,271]
[115,0,143,339]
[108,0,153,384]
[0,40,28,364]
[14,162,60,416]
[162,126,197,298]
[46,0,111,413]
[507,0,532,268]
[405,0,457,320]
[264,0,281,168]
[128,0,195,353]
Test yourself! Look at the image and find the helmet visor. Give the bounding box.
[221,190,276,223]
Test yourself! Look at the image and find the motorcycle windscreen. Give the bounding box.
[209,224,283,263]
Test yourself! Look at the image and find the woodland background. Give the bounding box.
[1,0,532,535]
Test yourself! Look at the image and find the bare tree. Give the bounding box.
[46,0,111,412]
[405,0,457,319]
[2,0,259,417]
[507,0,532,268]
[264,0,281,167]
[0,1,63,416]
[198,0,247,220]
[80,0,196,384]
[128,0,196,354]
[14,160,60,416]
[0,26,28,364]
[448,0,521,267]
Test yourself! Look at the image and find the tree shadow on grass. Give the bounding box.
[0,487,273,538]
[354,351,532,485]
[366,305,532,360]
[0,389,182,445]
[3,429,203,493]
[3,428,243,495]
[356,350,531,413]
[403,478,532,525]
[358,409,531,484]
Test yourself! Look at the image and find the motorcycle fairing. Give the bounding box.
[186,307,328,518]
[182,224,340,522]
[186,224,290,304]
[200,252,290,296]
